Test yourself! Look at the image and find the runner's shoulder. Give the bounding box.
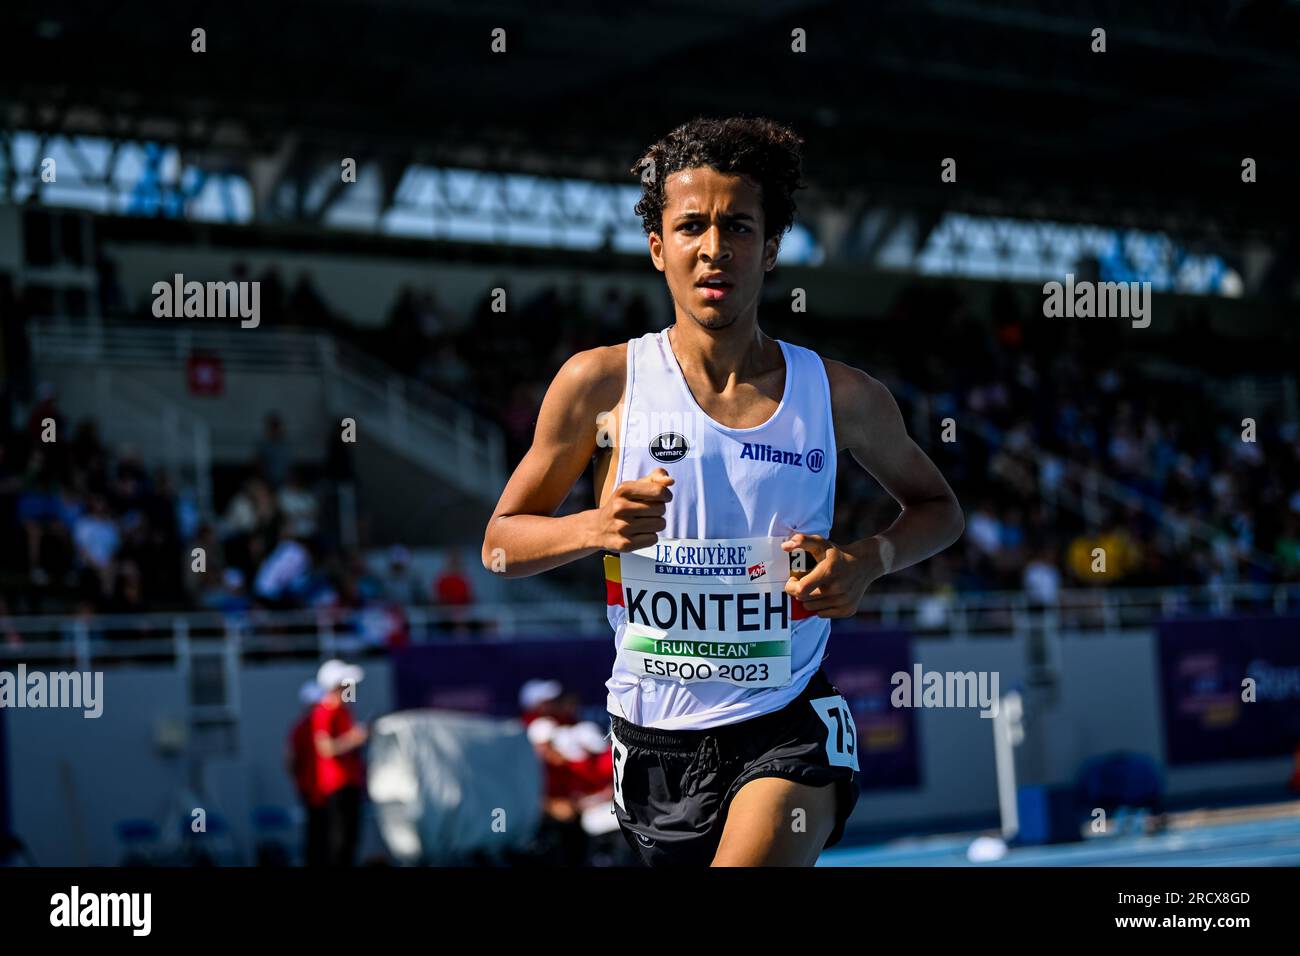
[821,357,899,442]
[551,343,627,410]
[822,357,893,409]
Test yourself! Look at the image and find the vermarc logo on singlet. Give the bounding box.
[649,432,690,463]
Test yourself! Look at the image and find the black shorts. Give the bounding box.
[608,668,860,867]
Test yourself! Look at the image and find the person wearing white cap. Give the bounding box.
[299,679,324,706]
[527,717,616,865]
[518,678,564,726]
[306,659,368,866]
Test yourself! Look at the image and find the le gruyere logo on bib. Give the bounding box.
[650,541,751,574]
[649,431,689,463]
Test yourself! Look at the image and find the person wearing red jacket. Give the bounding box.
[306,660,369,866]
[286,680,324,863]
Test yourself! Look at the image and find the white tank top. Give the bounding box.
[604,327,838,730]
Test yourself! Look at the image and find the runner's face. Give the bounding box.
[650,167,779,331]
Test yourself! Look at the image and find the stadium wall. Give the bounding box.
[6,661,393,865]
[6,629,1293,863]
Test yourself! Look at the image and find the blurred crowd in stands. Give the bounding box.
[4,251,1299,644]
[375,281,654,466]
[816,284,1300,602]
[0,395,476,643]
[370,276,1300,603]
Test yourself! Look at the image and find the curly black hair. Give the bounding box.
[630,116,806,243]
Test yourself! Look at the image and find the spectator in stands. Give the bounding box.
[16,447,65,585]
[202,567,252,623]
[135,469,185,606]
[308,659,369,866]
[106,560,158,639]
[107,447,149,520]
[1067,516,1141,586]
[380,545,425,606]
[278,466,319,542]
[220,474,278,575]
[73,493,120,598]
[966,499,1002,558]
[914,553,958,630]
[434,551,471,604]
[256,413,291,490]
[1022,545,1062,606]
[309,551,404,647]
[433,549,474,636]
[254,524,314,609]
[221,475,276,538]
[185,521,225,605]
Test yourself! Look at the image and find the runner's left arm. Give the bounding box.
[783,360,964,616]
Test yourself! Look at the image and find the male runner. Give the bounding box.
[482,116,963,867]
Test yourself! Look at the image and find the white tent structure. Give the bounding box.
[367,710,542,865]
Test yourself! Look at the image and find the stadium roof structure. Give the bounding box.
[2,0,1298,282]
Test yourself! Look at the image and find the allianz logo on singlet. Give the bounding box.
[740,442,826,473]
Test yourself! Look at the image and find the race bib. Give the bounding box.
[615,536,795,689]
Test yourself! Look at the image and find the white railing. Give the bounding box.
[2,584,1297,666]
[318,338,506,499]
[29,320,324,369]
[85,367,215,515]
[0,602,610,669]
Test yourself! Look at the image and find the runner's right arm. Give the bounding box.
[480,346,673,578]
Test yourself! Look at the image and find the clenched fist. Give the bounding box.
[590,467,674,552]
